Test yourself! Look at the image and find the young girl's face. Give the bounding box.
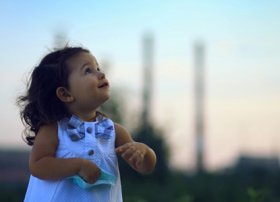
[65,52,110,112]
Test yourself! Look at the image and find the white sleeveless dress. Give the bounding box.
[24,116,123,202]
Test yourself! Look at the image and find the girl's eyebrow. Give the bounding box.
[80,61,92,70]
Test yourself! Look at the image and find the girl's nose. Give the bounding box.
[98,71,105,79]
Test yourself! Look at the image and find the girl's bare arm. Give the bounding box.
[29,123,100,183]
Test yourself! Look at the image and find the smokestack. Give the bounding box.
[141,33,154,128]
[194,41,206,173]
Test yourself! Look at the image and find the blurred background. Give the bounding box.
[0,1,280,201]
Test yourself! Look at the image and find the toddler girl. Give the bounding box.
[17,47,157,202]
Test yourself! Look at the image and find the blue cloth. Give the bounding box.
[68,169,117,189]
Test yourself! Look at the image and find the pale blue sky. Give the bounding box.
[0,1,279,170]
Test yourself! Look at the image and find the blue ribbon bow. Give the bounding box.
[95,120,114,140]
[66,115,113,141]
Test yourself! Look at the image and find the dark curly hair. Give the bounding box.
[17,47,89,146]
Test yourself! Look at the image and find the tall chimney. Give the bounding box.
[194,41,206,173]
[142,33,154,128]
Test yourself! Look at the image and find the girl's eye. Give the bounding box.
[85,67,93,74]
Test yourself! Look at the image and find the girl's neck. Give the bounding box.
[71,111,97,122]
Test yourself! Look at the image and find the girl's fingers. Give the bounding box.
[128,151,139,162]
[115,142,145,167]
[129,151,144,167]
[115,142,133,154]
[120,147,135,160]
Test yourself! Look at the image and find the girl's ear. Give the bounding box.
[56,87,74,103]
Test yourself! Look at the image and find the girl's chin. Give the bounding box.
[102,95,110,102]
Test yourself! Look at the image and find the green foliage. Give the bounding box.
[121,175,193,202]
[134,123,170,181]
[0,184,26,202]
[247,187,271,202]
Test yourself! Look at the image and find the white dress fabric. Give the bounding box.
[24,116,123,202]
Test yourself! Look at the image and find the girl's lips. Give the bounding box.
[98,82,109,88]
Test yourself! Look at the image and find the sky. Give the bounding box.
[0,0,280,171]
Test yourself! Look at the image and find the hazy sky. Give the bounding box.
[1,1,280,171]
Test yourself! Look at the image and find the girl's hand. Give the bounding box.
[115,142,147,170]
[78,159,101,183]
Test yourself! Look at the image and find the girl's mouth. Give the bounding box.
[98,82,109,88]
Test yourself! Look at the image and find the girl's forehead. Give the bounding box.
[66,52,98,69]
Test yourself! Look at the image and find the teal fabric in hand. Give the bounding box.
[69,169,117,189]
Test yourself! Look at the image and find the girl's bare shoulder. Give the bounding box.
[30,123,58,162]
[114,123,133,148]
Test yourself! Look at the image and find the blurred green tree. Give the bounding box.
[134,123,169,180]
